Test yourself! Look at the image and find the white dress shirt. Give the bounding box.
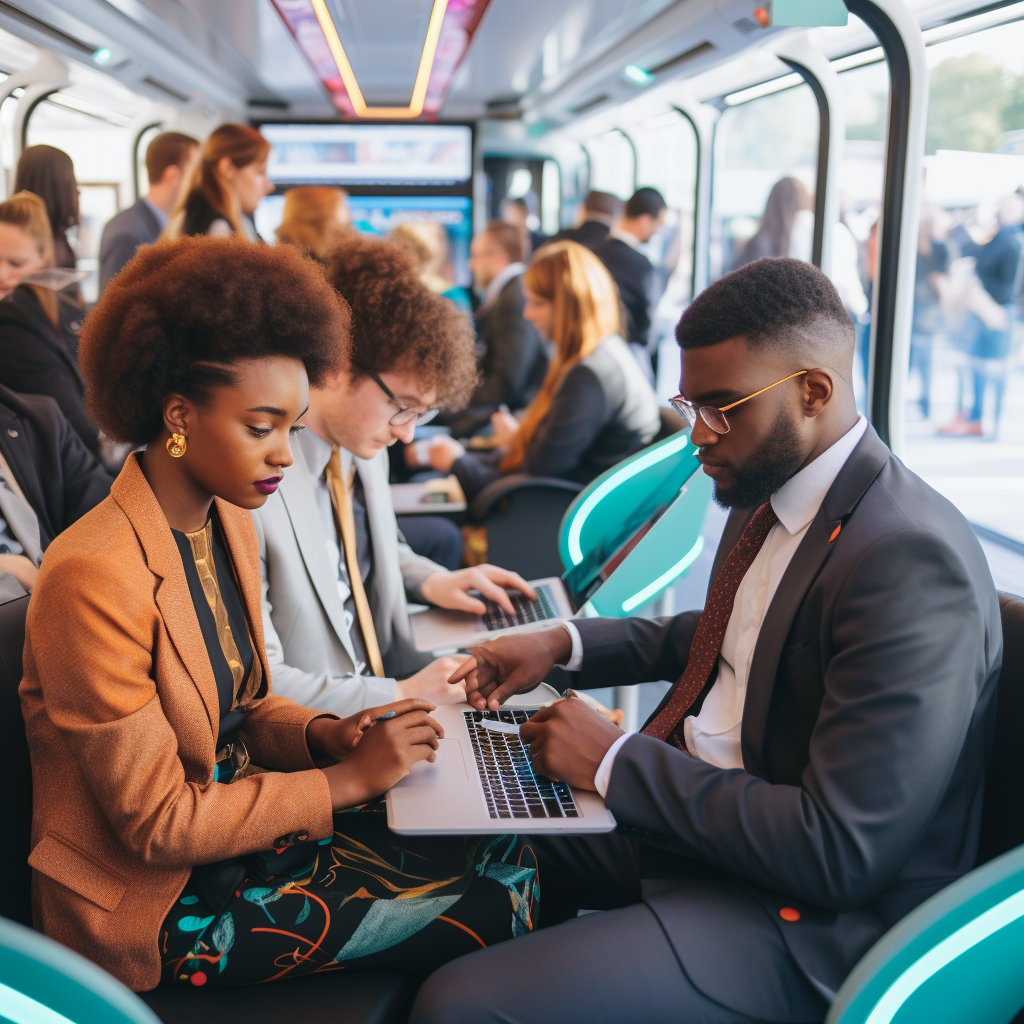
[565,415,868,795]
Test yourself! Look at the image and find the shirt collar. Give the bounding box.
[297,426,352,481]
[771,416,867,535]
[610,227,642,251]
[482,261,526,309]
[141,196,170,229]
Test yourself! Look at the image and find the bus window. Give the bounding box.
[584,128,635,200]
[899,14,1024,576]
[24,78,144,303]
[631,110,699,400]
[541,157,561,236]
[709,80,819,282]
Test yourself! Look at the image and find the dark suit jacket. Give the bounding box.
[471,274,548,410]
[0,286,100,456]
[549,219,611,251]
[593,236,657,349]
[453,334,659,500]
[98,198,162,293]
[0,384,111,550]
[573,426,1001,1012]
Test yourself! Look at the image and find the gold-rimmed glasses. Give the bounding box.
[669,370,809,435]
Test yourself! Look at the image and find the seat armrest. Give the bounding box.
[470,474,583,521]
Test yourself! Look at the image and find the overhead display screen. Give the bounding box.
[262,123,473,186]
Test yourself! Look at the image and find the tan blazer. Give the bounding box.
[19,454,334,991]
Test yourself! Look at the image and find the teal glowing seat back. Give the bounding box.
[557,430,711,617]
[0,915,161,1024]
[826,843,1024,1024]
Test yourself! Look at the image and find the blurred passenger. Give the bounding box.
[21,235,536,993]
[734,176,813,267]
[939,194,1024,437]
[549,189,622,250]
[909,208,950,420]
[98,131,199,291]
[256,234,536,718]
[387,220,471,311]
[14,144,79,270]
[167,123,273,241]
[427,241,659,501]
[593,186,668,361]
[0,192,100,456]
[501,195,545,256]
[0,382,111,597]
[457,220,548,428]
[275,185,351,263]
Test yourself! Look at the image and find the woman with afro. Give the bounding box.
[19,236,538,994]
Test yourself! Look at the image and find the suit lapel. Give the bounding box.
[278,444,359,665]
[112,455,220,740]
[0,407,48,539]
[740,426,892,777]
[136,198,162,238]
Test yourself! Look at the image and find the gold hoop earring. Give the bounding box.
[166,433,187,458]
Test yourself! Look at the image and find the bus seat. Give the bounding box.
[826,592,1024,1024]
[0,593,416,1024]
[470,474,583,579]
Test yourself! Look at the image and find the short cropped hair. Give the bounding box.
[326,235,478,409]
[80,237,350,446]
[582,190,622,220]
[482,220,525,265]
[625,187,666,220]
[145,132,198,184]
[676,257,853,354]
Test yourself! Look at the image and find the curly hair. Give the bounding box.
[676,257,853,355]
[79,236,351,446]
[325,234,478,410]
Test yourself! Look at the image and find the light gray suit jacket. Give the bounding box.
[253,441,440,718]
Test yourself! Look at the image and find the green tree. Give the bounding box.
[926,53,1009,154]
[1004,72,1024,134]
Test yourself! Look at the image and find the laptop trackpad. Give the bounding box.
[396,739,469,787]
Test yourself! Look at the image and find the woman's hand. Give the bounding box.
[306,699,436,762]
[490,409,520,448]
[0,553,38,592]
[427,435,465,473]
[319,709,445,810]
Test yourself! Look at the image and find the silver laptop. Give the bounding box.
[386,701,617,835]
[410,576,575,651]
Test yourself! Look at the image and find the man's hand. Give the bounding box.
[420,564,536,616]
[0,554,38,592]
[395,656,468,704]
[449,628,572,709]
[520,698,623,791]
[306,699,436,762]
[427,435,465,473]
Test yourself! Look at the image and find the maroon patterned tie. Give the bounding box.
[643,501,780,745]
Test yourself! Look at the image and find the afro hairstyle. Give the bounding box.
[325,234,478,410]
[79,236,351,446]
[676,257,854,359]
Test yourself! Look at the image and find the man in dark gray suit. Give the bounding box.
[98,131,198,292]
[412,258,1002,1024]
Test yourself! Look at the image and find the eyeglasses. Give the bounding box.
[670,370,809,435]
[368,369,440,427]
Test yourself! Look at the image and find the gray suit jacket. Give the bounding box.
[253,442,440,718]
[98,199,162,293]
[573,425,1001,1012]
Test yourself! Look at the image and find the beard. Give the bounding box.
[707,409,805,509]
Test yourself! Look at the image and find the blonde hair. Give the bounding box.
[501,241,621,472]
[0,190,58,327]
[388,220,450,278]
[167,124,270,239]
[276,186,350,261]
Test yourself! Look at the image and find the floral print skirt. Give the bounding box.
[160,802,539,988]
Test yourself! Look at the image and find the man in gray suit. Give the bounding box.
[98,131,198,292]
[255,235,536,718]
[412,258,1002,1024]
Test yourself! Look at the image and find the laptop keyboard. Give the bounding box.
[481,583,558,631]
[464,710,580,820]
